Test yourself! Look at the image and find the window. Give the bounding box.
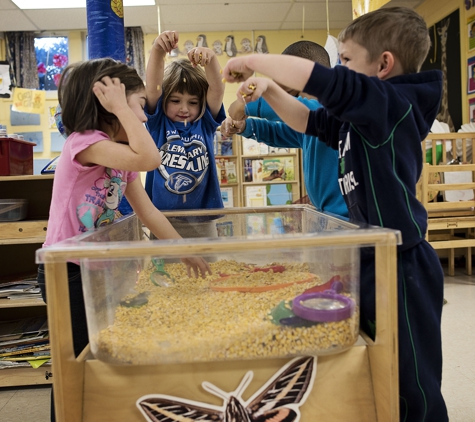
[35,37,68,91]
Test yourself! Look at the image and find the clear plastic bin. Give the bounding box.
[0,199,28,221]
[36,206,400,366]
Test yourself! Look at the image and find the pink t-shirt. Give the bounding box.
[43,130,138,247]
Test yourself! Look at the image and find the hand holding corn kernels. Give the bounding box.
[222,57,254,82]
[180,256,213,278]
[220,116,246,137]
[188,47,214,68]
[153,30,179,54]
[237,77,270,104]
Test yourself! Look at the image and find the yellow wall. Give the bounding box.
[0,0,470,163]
[0,29,338,163]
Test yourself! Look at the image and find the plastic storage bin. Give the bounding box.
[37,206,400,366]
[0,137,36,176]
[0,199,28,221]
[36,206,401,422]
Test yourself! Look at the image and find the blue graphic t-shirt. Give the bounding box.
[145,98,226,211]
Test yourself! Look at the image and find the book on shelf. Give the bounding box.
[220,187,234,208]
[245,185,267,207]
[242,137,268,155]
[0,316,48,343]
[244,159,253,182]
[216,158,237,184]
[268,146,291,154]
[262,156,295,181]
[252,159,263,182]
[215,131,234,156]
[266,183,294,205]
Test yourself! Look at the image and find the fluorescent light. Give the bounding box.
[12,0,154,9]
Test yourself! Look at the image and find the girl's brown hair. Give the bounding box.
[58,58,144,136]
[161,59,208,121]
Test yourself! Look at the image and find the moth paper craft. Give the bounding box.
[137,355,316,421]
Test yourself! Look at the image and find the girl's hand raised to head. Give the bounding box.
[92,76,129,116]
[188,47,214,68]
[181,256,213,279]
[154,30,179,54]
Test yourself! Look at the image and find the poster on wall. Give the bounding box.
[469,97,475,123]
[0,62,12,98]
[468,56,475,94]
[421,9,462,132]
[468,15,475,51]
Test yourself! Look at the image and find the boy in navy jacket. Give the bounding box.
[222,7,447,422]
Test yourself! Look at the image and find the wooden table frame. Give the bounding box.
[39,211,399,421]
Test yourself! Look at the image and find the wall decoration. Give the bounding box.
[10,106,41,126]
[212,40,223,55]
[468,14,475,51]
[51,131,66,152]
[196,34,208,47]
[421,9,462,132]
[254,35,269,54]
[468,57,475,94]
[49,106,58,129]
[136,356,316,422]
[16,131,44,153]
[12,87,46,115]
[224,35,238,57]
[469,97,475,122]
[239,38,253,54]
[0,62,12,98]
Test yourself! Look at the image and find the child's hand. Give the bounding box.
[188,47,214,68]
[153,30,179,54]
[222,58,254,82]
[220,116,246,137]
[180,256,213,278]
[228,100,246,121]
[92,76,129,116]
[237,77,269,103]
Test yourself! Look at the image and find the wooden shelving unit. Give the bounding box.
[238,136,301,207]
[0,174,53,387]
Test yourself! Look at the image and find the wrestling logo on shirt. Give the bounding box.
[159,136,209,194]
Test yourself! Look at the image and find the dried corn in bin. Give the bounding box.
[58,207,365,365]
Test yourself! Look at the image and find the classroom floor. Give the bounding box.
[0,262,474,422]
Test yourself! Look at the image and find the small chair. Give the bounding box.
[420,133,475,275]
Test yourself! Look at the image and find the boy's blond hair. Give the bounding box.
[338,7,430,74]
[162,59,208,121]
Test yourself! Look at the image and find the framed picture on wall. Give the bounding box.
[468,57,475,94]
[469,97,475,123]
[469,15,475,51]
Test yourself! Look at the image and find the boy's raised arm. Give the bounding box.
[238,78,310,134]
[223,54,314,94]
[146,30,178,111]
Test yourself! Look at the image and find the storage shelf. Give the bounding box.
[242,180,298,185]
[0,366,52,387]
[0,174,53,387]
[0,298,46,309]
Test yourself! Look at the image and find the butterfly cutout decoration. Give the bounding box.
[137,355,316,422]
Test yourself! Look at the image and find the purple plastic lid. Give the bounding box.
[292,291,355,322]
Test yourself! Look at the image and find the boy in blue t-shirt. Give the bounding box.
[221,41,348,218]
[222,7,447,422]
